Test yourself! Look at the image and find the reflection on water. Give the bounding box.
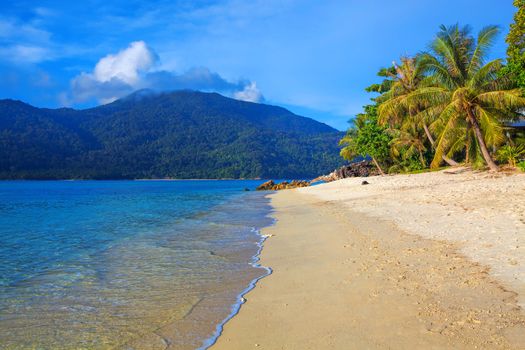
[0,181,272,349]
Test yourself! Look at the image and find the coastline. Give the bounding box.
[120,189,276,350]
[211,170,525,349]
[199,224,274,350]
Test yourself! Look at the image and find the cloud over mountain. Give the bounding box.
[64,41,263,105]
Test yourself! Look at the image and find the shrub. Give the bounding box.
[496,144,525,167]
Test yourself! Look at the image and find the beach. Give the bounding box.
[212,170,525,349]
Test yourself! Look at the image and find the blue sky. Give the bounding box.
[0,0,517,130]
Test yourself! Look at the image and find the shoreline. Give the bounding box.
[211,171,525,349]
[0,178,269,181]
[199,223,275,350]
[122,190,276,350]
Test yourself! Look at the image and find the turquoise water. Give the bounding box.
[0,180,273,349]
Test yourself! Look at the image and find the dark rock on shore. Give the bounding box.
[311,160,380,183]
[256,180,276,190]
[256,180,310,191]
[256,161,379,191]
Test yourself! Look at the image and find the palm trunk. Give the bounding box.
[371,157,385,176]
[422,123,435,145]
[418,148,426,167]
[422,123,458,166]
[467,109,499,171]
[465,122,471,164]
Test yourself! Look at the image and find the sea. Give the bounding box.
[0,180,274,349]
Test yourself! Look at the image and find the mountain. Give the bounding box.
[0,90,344,179]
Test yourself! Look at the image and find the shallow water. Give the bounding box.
[0,180,273,349]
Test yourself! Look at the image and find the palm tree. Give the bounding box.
[408,24,525,171]
[376,57,458,166]
[388,124,428,168]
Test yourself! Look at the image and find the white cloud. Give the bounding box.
[68,41,155,104]
[64,41,264,105]
[234,82,263,102]
[93,41,156,85]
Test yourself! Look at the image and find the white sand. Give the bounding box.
[301,169,525,307]
[211,171,525,349]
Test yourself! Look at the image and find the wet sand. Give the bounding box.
[211,171,525,349]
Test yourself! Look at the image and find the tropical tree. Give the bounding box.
[406,24,525,170]
[388,124,428,168]
[339,105,391,175]
[497,144,525,167]
[503,0,525,89]
[375,56,458,166]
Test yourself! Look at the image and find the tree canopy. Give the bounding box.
[504,0,525,89]
[341,22,525,173]
[339,105,391,174]
[0,91,344,179]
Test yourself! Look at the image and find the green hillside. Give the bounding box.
[0,90,343,179]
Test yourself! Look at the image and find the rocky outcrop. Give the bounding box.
[256,180,310,191]
[256,180,276,191]
[311,161,379,183]
[256,161,379,190]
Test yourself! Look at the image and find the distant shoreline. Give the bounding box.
[0,178,268,181]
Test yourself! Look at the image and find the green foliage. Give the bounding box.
[517,160,525,171]
[388,127,429,170]
[503,0,525,89]
[406,24,525,170]
[496,144,525,167]
[342,22,525,174]
[0,91,344,179]
[354,106,391,162]
[387,157,425,174]
[340,105,392,170]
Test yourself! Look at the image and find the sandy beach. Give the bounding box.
[212,170,525,349]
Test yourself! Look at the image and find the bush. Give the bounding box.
[496,144,525,167]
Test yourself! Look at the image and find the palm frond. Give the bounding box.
[468,59,502,90]
[430,102,461,168]
[475,106,505,147]
[418,53,456,89]
[405,87,451,107]
[446,124,468,157]
[476,89,525,111]
[467,25,500,76]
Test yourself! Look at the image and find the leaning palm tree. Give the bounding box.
[408,24,525,170]
[376,56,458,166]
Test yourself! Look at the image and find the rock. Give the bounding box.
[256,180,275,191]
[311,160,380,183]
[361,180,369,185]
[256,179,310,191]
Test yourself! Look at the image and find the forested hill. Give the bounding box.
[0,90,344,179]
